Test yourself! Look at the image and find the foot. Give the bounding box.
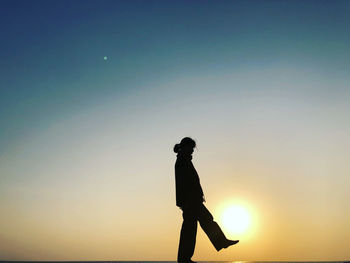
[223,239,239,248]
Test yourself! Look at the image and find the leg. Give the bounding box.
[197,203,228,251]
[177,207,198,262]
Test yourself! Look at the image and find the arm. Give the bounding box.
[175,160,191,208]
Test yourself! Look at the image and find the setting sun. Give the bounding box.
[221,205,251,235]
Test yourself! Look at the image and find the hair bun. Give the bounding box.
[173,143,181,153]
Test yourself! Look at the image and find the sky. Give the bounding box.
[1,0,350,261]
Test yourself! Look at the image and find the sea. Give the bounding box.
[0,261,349,263]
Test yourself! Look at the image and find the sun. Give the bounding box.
[221,205,251,235]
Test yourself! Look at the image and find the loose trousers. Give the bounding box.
[177,203,227,261]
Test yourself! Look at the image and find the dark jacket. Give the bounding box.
[175,153,204,207]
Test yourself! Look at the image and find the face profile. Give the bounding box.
[180,144,194,155]
[173,137,196,156]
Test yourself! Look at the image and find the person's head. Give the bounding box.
[173,137,196,155]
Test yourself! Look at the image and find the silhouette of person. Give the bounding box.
[174,137,239,263]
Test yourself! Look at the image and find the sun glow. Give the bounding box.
[221,205,251,235]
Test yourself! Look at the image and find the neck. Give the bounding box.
[178,152,192,160]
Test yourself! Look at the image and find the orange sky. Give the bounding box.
[1,72,350,261]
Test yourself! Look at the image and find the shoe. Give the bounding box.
[223,239,239,248]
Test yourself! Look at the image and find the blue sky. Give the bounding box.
[1,0,350,152]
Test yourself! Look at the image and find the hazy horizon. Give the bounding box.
[1,0,350,261]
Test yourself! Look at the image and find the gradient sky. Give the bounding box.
[1,0,350,261]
